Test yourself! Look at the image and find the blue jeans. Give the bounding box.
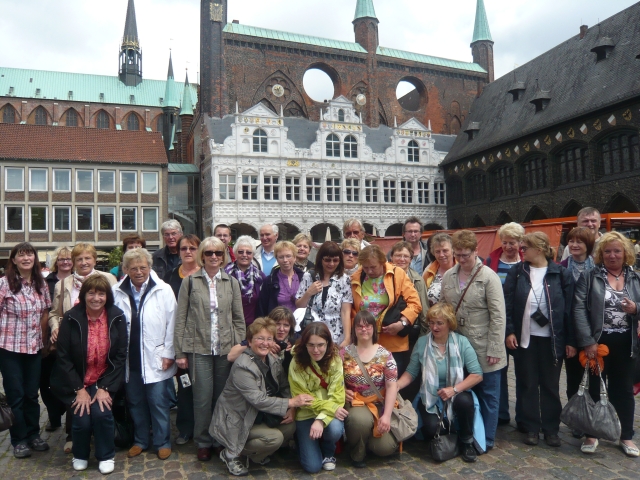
[0,348,41,446]
[472,369,501,448]
[72,384,115,461]
[125,372,172,450]
[295,418,344,473]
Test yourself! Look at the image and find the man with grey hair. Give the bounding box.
[152,219,183,279]
[254,224,279,275]
[561,207,602,260]
[343,218,370,248]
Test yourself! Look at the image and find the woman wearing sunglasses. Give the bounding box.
[341,239,361,276]
[174,236,245,461]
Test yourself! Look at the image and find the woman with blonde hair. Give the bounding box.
[341,239,361,276]
[257,241,304,316]
[293,233,314,273]
[422,233,456,307]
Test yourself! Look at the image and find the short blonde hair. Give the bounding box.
[292,233,313,248]
[593,231,635,266]
[71,243,97,264]
[122,248,153,269]
[340,238,360,252]
[247,317,277,342]
[498,222,525,242]
[198,236,225,267]
[50,246,72,273]
[428,302,458,331]
[274,241,297,257]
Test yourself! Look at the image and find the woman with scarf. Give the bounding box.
[49,242,117,454]
[397,302,483,463]
[224,235,265,326]
[293,233,315,274]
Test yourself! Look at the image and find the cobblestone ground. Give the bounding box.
[1,367,639,479]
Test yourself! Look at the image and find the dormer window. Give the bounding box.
[253,129,267,153]
[408,140,419,162]
[326,134,339,157]
[464,122,480,141]
[530,90,551,112]
[591,36,615,61]
[344,135,358,158]
[338,109,345,122]
[508,81,526,102]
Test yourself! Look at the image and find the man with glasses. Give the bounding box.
[214,224,235,267]
[342,218,370,248]
[152,220,183,279]
[254,224,279,275]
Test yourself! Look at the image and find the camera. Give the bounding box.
[276,340,289,351]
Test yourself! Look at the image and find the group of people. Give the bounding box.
[0,209,638,476]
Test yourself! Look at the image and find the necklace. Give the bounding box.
[606,268,624,281]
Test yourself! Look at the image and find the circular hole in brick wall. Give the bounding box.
[396,78,426,111]
[303,68,335,103]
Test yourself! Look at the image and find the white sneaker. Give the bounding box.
[322,457,336,471]
[72,458,88,471]
[99,458,115,474]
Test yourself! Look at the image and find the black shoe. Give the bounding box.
[524,432,539,446]
[571,429,584,439]
[351,458,367,468]
[545,434,561,447]
[461,442,477,463]
[28,438,50,451]
[45,421,60,432]
[517,422,528,434]
[497,417,510,426]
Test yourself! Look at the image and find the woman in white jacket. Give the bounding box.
[112,248,177,461]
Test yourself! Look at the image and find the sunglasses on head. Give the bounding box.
[203,250,225,257]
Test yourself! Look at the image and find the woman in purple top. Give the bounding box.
[257,241,304,317]
[225,235,265,326]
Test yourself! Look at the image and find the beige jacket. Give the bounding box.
[440,259,507,372]
[407,268,429,336]
[174,268,245,358]
[49,271,117,331]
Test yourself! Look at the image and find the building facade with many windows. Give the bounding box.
[203,97,450,240]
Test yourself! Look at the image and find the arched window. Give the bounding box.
[97,111,110,129]
[156,115,164,133]
[408,140,419,162]
[127,113,140,131]
[492,164,515,197]
[557,144,589,184]
[35,106,48,125]
[344,135,358,158]
[2,105,15,124]
[253,129,267,153]
[600,131,640,175]
[338,109,345,122]
[466,172,486,202]
[447,179,464,206]
[66,109,78,127]
[326,134,339,157]
[520,155,547,192]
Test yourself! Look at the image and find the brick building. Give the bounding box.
[0,124,168,263]
[443,4,640,228]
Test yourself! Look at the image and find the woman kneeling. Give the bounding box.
[51,275,127,475]
[397,303,483,462]
[342,311,398,468]
[211,317,313,476]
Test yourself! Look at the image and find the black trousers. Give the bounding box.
[565,354,583,400]
[418,391,474,443]
[586,331,635,440]
[513,336,563,435]
[40,351,67,427]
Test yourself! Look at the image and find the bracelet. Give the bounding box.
[453,385,459,394]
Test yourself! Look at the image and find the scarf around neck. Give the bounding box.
[225,261,263,300]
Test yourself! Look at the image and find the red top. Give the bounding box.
[84,309,109,387]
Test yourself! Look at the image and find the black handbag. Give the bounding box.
[112,388,134,449]
[0,392,15,432]
[560,363,621,442]
[429,404,459,462]
[300,301,316,332]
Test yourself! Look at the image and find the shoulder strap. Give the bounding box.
[347,345,384,403]
[455,266,482,315]
[309,364,329,389]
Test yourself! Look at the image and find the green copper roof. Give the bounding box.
[0,67,197,108]
[180,72,194,116]
[223,23,367,53]
[472,0,493,43]
[163,53,179,108]
[354,0,377,20]
[168,163,199,173]
[376,46,487,73]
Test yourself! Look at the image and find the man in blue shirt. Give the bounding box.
[254,224,278,275]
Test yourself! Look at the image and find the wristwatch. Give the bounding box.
[453,386,459,394]
[401,319,408,327]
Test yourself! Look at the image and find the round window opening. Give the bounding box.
[396,79,424,112]
[303,68,335,103]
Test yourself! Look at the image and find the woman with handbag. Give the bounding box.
[440,230,506,451]
[211,317,313,476]
[503,232,575,447]
[0,242,52,459]
[289,322,347,473]
[296,242,353,346]
[573,231,640,456]
[341,310,398,468]
[351,245,422,377]
[396,302,483,463]
[51,275,127,474]
[390,241,429,337]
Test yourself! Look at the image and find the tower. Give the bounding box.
[119,0,143,86]
[470,0,494,82]
[353,0,379,53]
[162,53,180,155]
[200,0,228,117]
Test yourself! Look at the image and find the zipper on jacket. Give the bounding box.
[101,313,123,387]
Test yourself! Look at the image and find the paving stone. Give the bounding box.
[483,470,514,479]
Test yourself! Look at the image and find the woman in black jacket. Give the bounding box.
[51,275,127,475]
[503,232,574,448]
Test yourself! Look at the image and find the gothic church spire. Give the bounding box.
[119,0,143,86]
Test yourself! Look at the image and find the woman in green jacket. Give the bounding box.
[289,322,346,473]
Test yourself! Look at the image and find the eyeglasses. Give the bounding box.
[237,250,253,256]
[343,249,358,257]
[520,246,535,252]
[355,323,373,330]
[392,254,412,260]
[453,253,472,259]
[203,250,225,257]
[128,266,149,274]
[180,246,197,252]
[344,230,362,237]
[322,257,340,264]
[57,258,72,263]
[163,231,180,238]
[306,342,327,350]
[253,336,274,344]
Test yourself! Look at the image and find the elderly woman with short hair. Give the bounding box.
[225,235,266,326]
[422,233,456,308]
[257,241,305,317]
[341,239,361,276]
[293,233,314,273]
[174,236,245,461]
[113,248,177,461]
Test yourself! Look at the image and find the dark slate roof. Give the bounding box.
[444,3,640,165]
[123,0,139,44]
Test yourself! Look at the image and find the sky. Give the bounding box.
[1,0,636,100]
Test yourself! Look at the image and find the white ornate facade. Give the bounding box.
[201,96,450,239]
